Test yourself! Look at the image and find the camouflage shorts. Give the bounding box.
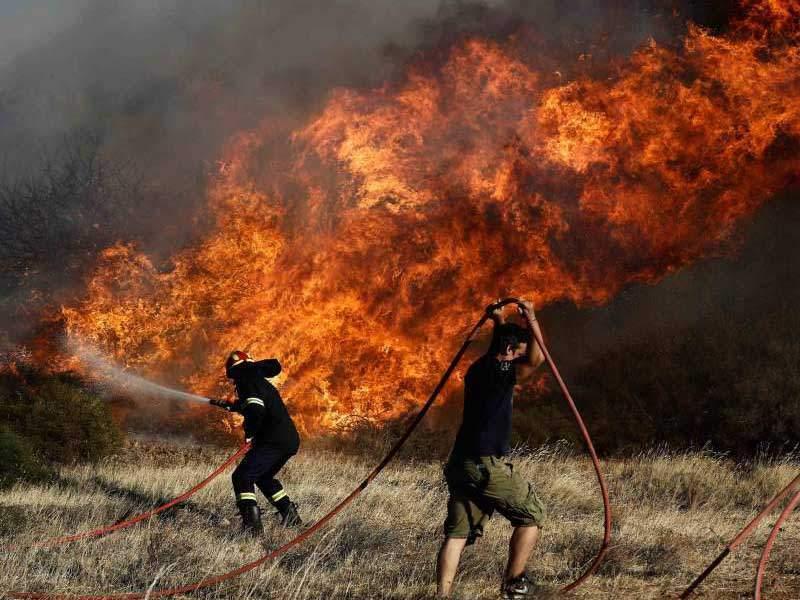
[443,455,546,542]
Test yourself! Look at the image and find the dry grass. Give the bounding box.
[1,441,800,599]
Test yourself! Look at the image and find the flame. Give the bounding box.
[61,0,799,432]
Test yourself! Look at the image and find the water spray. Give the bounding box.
[66,337,211,404]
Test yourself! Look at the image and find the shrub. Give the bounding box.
[0,426,50,489]
[0,365,124,485]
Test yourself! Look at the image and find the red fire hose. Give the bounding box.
[529,308,612,591]
[9,297,611,599]
[5,443,250,552]
[680,472,800,598]
[754,486,800,599]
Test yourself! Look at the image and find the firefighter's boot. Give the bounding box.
[278,501,303,527]
[238,503,263,536]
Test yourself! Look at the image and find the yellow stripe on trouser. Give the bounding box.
[237,492,257,502]
[271,489,287,502]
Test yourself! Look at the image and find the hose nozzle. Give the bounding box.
[209,398,231,410]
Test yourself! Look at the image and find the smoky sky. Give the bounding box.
[0,0,453,338]
[0,0,701,178]
[0,0,447,176]
[0,2,87,68]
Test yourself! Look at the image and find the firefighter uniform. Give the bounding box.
[221,351,302,533]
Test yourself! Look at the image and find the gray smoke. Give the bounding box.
[0,2,88,69]
[0,0,449,178]
[0,0,453,344]
[0,0,676,178]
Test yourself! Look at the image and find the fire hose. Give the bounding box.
[526,300,613,592]
[680,472,800,598]
[9,297,611,599]
[4,443,250,552]
[754,485,800,599]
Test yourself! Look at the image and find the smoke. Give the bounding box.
[0,0,449,175]
[541,185,800,370]
[66,336,209,404]
[0,0,695,248]
[0,1,690,178]
[0,2,88,69]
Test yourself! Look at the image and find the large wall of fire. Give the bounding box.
[62,0,799,432]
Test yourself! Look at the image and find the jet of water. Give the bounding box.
[66,337,210,404]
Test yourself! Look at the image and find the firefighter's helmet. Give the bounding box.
[225,350,254,378]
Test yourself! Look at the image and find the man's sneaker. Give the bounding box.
[501,572,535,599]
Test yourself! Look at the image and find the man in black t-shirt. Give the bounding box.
[210,350,302,535]
[437,300,547,599]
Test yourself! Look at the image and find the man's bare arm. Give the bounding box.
[516,298,545,383]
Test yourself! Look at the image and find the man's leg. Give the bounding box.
[438,496,486,597]
[255,451,302,526]
[437,537,467,597]
[505,525,539,581]
[231,450,263,535]
[479,459,545,588]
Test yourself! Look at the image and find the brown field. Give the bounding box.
[1,440,799,599]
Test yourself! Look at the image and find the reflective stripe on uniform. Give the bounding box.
[245,397,264,407]
[271,489,287,502]
[237,492,257,502]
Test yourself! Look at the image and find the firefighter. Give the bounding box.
[210,350,302,535]
[437,299,547,599]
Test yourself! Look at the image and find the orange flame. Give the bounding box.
[62,0,800,432]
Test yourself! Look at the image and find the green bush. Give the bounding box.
[0,426,50,489]
[0,366,123,485]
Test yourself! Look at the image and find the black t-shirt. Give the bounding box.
[232,359,300,452]
[452,353,519,458]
